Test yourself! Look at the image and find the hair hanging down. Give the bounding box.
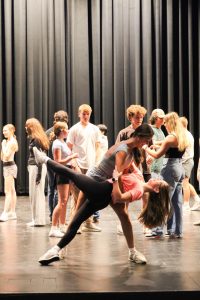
[138,182,171,228]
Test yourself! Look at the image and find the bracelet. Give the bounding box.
[112,177,118,182]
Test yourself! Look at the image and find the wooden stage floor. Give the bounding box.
[0,195,200,300]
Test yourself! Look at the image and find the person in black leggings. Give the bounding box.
[33,147,170,266]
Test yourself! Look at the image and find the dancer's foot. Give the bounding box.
[38,246,60,265]
[33,147,49,164]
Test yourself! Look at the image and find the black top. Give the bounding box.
[165,147,185,158]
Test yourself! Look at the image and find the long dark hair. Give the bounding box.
[138,182,171,228]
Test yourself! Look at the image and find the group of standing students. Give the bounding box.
[0,104,199,266]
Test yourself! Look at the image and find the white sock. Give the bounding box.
[53,245,60,252]
[129,247,136,254]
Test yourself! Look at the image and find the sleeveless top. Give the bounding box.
[87,143,130,180]
[165,147,185,159]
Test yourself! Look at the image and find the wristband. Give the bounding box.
[112,177,118,182]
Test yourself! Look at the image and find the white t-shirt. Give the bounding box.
[52,139,72,165]
[67,122,101,169]
[182,130,194,163]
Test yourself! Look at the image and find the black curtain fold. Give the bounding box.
[0,0,199,193]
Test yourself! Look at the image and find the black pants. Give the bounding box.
[47,159,113,249]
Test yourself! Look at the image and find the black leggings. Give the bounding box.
[47,159,113,249]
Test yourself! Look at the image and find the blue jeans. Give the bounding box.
[47,167,58,219]
[161,158,184,235]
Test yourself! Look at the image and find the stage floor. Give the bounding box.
[0,196,200,299]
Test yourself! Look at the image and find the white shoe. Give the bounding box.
[59,225,67,234]
[129,249,147,264]
[33,147,48,164]
[59,247,67,260]
[0,212,8,222]
[27,221,35,227]
[49,228,65,238]
[82,223,102,232]
[143,227,152,235]
[183,204,191,211]
[7,212,17,220]
[190,201,200,211]
[193,220,200,226]
[38,247,60,265]
[117,224,124,235]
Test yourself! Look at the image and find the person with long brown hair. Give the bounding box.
[25,118,49,226]
[48,121,78,237]
[0,124,18,222]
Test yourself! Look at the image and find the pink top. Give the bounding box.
[121,168,144,202]
[108,163,144,202]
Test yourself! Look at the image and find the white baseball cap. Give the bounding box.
[151,108,165,118]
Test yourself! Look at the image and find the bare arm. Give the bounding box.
[143,135,176,159]
[53,148,78,165]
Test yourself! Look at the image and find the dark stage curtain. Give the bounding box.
[0,0,199,194]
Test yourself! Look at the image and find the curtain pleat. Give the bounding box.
[0,0,199,193]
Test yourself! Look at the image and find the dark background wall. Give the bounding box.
[0,0,199,194]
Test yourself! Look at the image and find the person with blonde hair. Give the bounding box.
[25,118,50,226]
[143,112,189,238]
[0,124,18,222]
[67,104,102,232]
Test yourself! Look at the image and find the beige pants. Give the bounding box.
[28,164,47,225]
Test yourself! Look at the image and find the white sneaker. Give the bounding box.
[82,222,102,232]
[0,212,8,222]
[117,224,124,235]
[193,220,200,226]
[129,249,147,264]
[7,212,17,220]
[190,201,200,211]
[33,147,48,164]
[59,225,67,234]
[59,247,67,260]
[38,247,60,265]
[183,203,191,211]
[143,227,152,235]
[49,228,65,238]
[27,221,35,227]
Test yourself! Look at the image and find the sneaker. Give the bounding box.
[7,212,17,220]
[129,249,147,264]
[27,221,35,227]
[145,231,163,238]
[76,228,82,234]
[93,216,99,223]
[81,222,102,232]
[183,203,191,211]
[143,227,152,235]
[0,212,8,222]
[117,224,124,235]
[169,233,183,239]
[190,201,200,211]
[59,225,67,233]
[49,228,65,238]
[193,220,200,226]
[33,147,48,164]
[38,247,60,265]
[59,247,67,260]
